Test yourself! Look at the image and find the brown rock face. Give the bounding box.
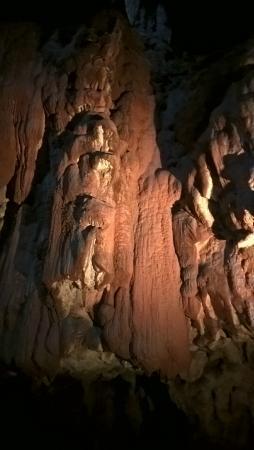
[0,15,190,377]
[158,45,254,445]
[3,12,254,444]
[172,65,254,340]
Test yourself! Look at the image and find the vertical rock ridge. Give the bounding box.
[0,14,189,378]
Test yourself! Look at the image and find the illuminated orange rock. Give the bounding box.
[0,15,190,377]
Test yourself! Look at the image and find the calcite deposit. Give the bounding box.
[0,14,189,378]
[2,5,254,447]
[160,43,254,446]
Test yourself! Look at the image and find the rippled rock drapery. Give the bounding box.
[121,3,254,442]
[3,6,254,448]
[0,14,190,378]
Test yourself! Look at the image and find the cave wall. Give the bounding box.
[2,5,254,446]
[0,14,190,378]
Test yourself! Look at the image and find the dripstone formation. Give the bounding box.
[0,16,189,377]
[2,6,254,448]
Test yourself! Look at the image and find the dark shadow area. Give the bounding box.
[0,365,244,450]
[1,1,254,54]
[208,152,254,241]
[0,1,125,23]
[167,2,254,54]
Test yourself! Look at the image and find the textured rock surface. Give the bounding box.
[0,14,189,378]
[157,40,254,448]
[122,3,254,442]
[3,5,254,447]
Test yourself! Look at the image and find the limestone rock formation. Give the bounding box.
[123,2,254,440]
[3,5,254,447]
[0,14,189,378]
[159,42,254,447]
